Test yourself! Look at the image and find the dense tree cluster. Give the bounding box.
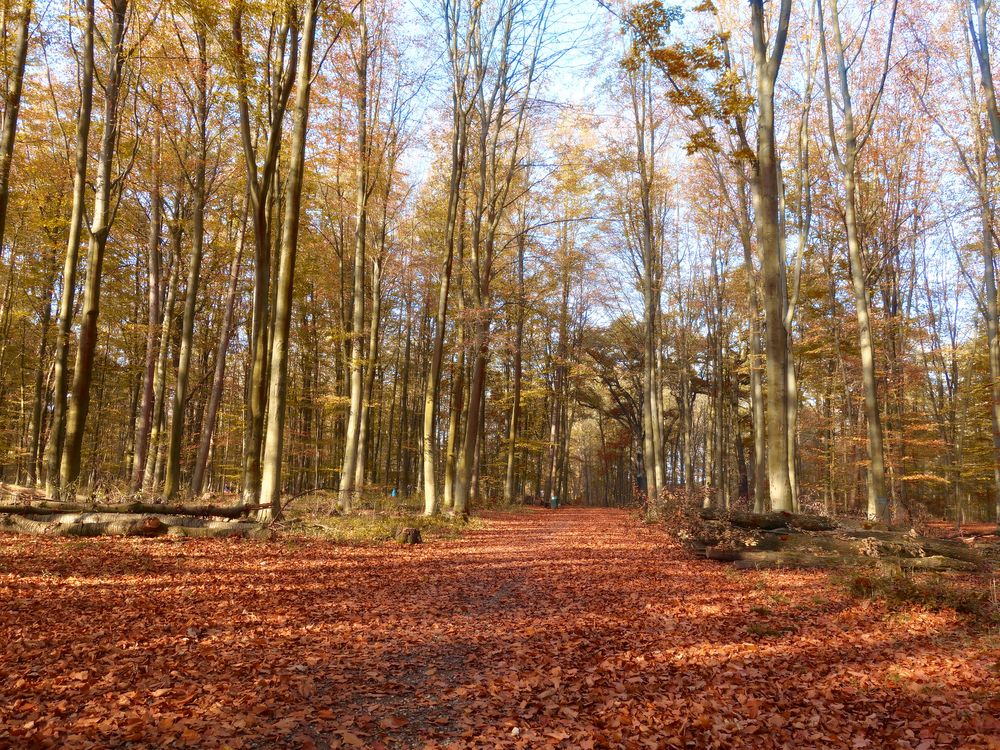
[0,0,997,526]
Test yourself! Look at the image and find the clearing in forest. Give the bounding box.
[1,508,998,749]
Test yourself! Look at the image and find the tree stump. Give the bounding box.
[395,527,422,545]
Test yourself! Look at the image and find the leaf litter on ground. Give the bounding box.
[1,508,998,749]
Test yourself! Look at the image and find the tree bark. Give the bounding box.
[143,219,183,494]
[232,3,298,506]
[338,0,369,513]
[191,199,247,495]
[503,230,526,504]
[258,0,319,522]
[130,125,162,492]
[820,0,894,520]
[751,0,793,512]
[0,0,31,268]
[43,0,94,497]
[60,0,129,490]
[969,0,1000,531]
[164,23,209,500]
[354,256,382,488]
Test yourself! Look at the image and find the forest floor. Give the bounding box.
[1,508,998,750]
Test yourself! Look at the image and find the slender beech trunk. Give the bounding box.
[422,111,468,515]
[144,220,182,493]
[339,0,368,512]
[164,25,209,499]
[395,291,412,491]
[442,349,464,510]
[543,359,557,502]
[354,256,382,487]
[423,0,480,515]
[130,127,162,491]
[44,0,94,496]
[0,0,30,259]
[820,0,895,520]
[737,207,767,511]
[453,2,543,516]
[233,5,298,505]
[503,230,526,504]
[443,225,466,510]
[779,0,815,512]
[27,257,55,488]
[60,0,128,489]
[383,313,401,485]
[191,199,247,495]
[258,0,319,521]
[969,0,1000,529]
[628,59,665,504]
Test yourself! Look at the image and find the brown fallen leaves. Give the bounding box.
[1,509,998,749]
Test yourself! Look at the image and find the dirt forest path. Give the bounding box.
[1,508,998,749]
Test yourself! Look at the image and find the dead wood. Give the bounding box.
[698,509,838,532]
[0,512,270,539]
[0,501,268,519]
[394,527,422,544]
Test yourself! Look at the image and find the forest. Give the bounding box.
[1,0,999,747]
[0,0,994,528]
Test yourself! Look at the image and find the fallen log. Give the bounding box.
[166,523,272,540]
[754,531,979,563]
[0,501,269,519]
[730,550,847,570]
[704,547,745,562]
[895,555,978,572]
[0,512,270,539]
[0,513,165,538]
[716,548,981,572]
[698,509,838,532]
[837,530,982,564]
[696,523,991,570]
[755,532,860,555]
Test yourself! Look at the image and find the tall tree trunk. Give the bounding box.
[422,120,467,515]
[503,231,525,504]
[354,256,382,487]
[233,4,298,505]
[130,126,162,491]
[442,351,464,511]
[60,0,128,490]
[969,0,1000,530]
[395,291,412,492]
[191,199,247,495]
[0,0,30,261]
[629,59,665,504]
[258,0,319,521]
[338,0,368,512]
[751,0,793,512]
[27,254,56,488]
[739,220,767,511]
[844,155,888,520]
[423,0,479,515]
[820,0,895,520]
[144,219,182,493]
[164,25,209,499]
[43,0,94,496]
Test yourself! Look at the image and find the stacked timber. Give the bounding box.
[0,484,271,539]
[686,509,993,572]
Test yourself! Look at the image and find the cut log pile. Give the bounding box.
[684,509,994,572]
[0,485,272,539]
